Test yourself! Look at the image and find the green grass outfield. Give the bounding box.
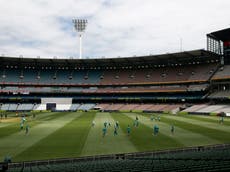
[0,112,229,162]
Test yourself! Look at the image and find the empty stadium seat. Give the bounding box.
[8,145,230,172]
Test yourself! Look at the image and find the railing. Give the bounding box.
[7,143,230,169]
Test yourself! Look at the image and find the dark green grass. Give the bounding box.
[0,112,70,139]
[36,112,72,122]
[14,112,95,161]
[111,113,183,151]
[1,112,230,162]
[0,124,26,139]
[140,113,230,143]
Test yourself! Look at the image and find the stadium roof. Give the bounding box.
[0,49,219,68]
[207,28,230,41]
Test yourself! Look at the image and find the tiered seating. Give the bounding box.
[187,84,208,91]
[8,104,18,111]
[94,103,110,110]
[1,85,188,94]
[70,70,85,84]
[147,104,169,111]
[212,65,230,80]
[183,104,208,112]
[96,86,187,93]
[85,70,103,84]
[21,69,38,83]
[0,86,19,93]
[1,69,21,83]
[188,63,217,81]
[0,63,218,86]
[9,158,230,172]
[38,70,55,83]
[219,106,230,113]
[34,104,46,110]
[77,104,95,111]
[183,104,230,114]
[119,104,140,111]
[69,104,81,111]
[53,70,71,84]
[0,103,36,111]
[103,103,125,111]
[209,91,230,98]
[17,104,34,111]
[132,104,153,111]
[0,69,103,85]
[161,104,181,111]
[100,63,218,85]
[96,103,181,112]
[196,105,228,113]
[7,145,230,172]
[32,104,40,110]
[148,104,181,112]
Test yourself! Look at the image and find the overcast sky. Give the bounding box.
[0,0,229,59]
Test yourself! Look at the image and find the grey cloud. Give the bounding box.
[0,0,229,58]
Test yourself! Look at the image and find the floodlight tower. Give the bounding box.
[73,19,88,59]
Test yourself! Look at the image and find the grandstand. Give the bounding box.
[5,144,230,172]
[0,49,221,111]
[0,45,230,113]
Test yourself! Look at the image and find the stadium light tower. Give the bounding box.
[72,19,88,59]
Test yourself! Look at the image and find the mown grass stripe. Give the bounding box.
[0,112,67,139]
[162,115,230,143]
[111,112,183,152]
[165,115,230,132]
[0,112,80,161]
[137,113,221,146]
[14,112,95,162]
[181,115,230,126]
[0,122,15,128]
[81,112,137,156]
